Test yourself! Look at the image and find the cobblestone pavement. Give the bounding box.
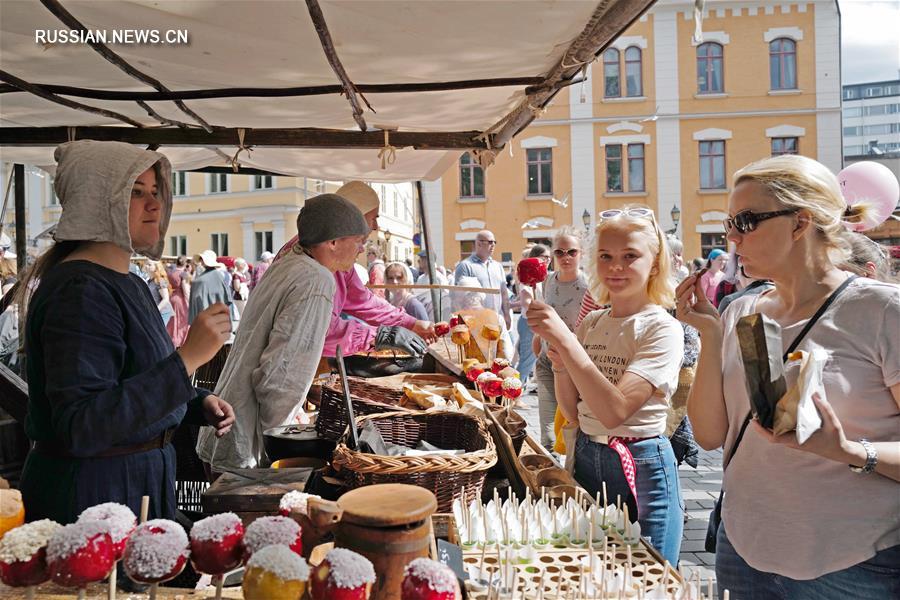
[515,388,721,587]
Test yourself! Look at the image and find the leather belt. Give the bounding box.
[34,427,176,459]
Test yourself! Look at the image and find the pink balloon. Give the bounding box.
[837,162,899,231]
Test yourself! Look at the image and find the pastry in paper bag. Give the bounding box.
[736,313,786,429]
[772,349,825,443]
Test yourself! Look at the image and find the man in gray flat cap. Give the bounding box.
[197,194,370,470]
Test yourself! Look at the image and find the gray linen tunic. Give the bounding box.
[196,251,335,469]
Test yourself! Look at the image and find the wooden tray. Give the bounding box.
[202,467,313,522]
[0,582,244,599]
[461,529,684,599]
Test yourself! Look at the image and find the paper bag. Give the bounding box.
[736,313,787,429]
[772,349,825,443]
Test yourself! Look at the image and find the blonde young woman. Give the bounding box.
[384,261,429,321]
[531,227,590,449]
[677,155,899,598]
[527,206,684,564]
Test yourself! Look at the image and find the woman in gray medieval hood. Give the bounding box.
[18,140,234,525]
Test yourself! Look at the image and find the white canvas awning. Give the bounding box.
[0,0,654,181]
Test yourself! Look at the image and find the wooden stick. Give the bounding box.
[537,571,545,600]
[139,496,149,523]
[708,576,714,599]
[367,282,503,293]
[662,560,670,594]
[108,564,117,600]
[214,574,224,600]
[77,589,86,600]
[723,590,730,600]
[304,0,370,131]
[624,504,631,540]
[603,482,608,508]
[0,69,143,127]
[25,587,35,600]
[148,584,158,600]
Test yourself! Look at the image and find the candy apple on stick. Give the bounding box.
[0,519,62,600]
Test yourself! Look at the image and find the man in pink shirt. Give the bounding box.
[275,181,434,356]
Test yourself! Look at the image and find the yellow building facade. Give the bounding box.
[425,0,841,264]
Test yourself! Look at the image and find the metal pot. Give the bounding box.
[263,420,336,462]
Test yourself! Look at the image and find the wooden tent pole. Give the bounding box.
[416,181,442,321]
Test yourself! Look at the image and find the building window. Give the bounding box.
[701,233,726,258]
[603,48,620,98]
[605,143,645,193]
[255,231,273,258]
[603,47,642,98]
[624,47,643,97]
[208,173,228,194]
[605,144,623,192]
[697,42,724,94]
[393,194,399,218]
[211,233,229,257]
[699,140,726,189]
[252,175,274,190]
[526,148,553,195]
[459,153,485,198]
[459,240,475,260]
[771,137,799,156]
[172,172,187,196]
[627,144,645,192]
[843,87,857,100]
[769,38,797,90]
[169,235,187,256]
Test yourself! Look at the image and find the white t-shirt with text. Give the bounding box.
[575,305,683,438]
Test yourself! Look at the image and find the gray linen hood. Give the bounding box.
[52,140,173,260]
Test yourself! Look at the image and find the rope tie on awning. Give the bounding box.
[560,55,593,70]
[377,129,396,170]
[67,127,76,142]
[527,102,547,118]
[230,128,251,173]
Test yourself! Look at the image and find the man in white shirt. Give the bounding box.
[453,230,512,329]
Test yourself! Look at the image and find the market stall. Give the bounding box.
[0,1,713,597]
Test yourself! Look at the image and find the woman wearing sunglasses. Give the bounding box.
[531,226,590,450]
[526,205,684,564]
[677,155,900,598]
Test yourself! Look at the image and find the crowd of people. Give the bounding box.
[6,139,898,599]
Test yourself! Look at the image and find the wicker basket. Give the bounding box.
[316,377,411,441]
[332,411,497,512]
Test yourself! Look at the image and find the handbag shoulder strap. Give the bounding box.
[726,274,857,467]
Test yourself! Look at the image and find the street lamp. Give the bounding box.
[581,209,591,231]
[669,205,681,235]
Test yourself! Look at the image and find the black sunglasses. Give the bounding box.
[553,248,579,257]
[723,209,798,234]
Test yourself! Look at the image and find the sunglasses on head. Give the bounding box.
[598,208,654,221]
[553,248,579,258]
[723,209,798,234]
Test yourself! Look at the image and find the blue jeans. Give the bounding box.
[716,524,900,599]
[573,433,684,565]
[515,315,536,383]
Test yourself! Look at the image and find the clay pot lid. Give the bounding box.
[337,484,437,528]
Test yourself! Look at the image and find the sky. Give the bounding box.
[839,0,900,84]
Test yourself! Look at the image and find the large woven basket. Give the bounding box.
[316,377,411,441]
[332,411,497,512]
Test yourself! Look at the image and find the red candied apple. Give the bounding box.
[78,502,136,560]
[489,358,510,375]
[476,373,503,399]
[517,257,548,287]
[464,364,485,383]
[401,557,460,600]
[310,547,375,600]
[448,315,464,329]
[123,519,189,584]
[47,520,115,588]
[0,519,61,587]
[189,512,244,575]
[434,322,451,337]
[501,377,523,400]
[242,515,302,562]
